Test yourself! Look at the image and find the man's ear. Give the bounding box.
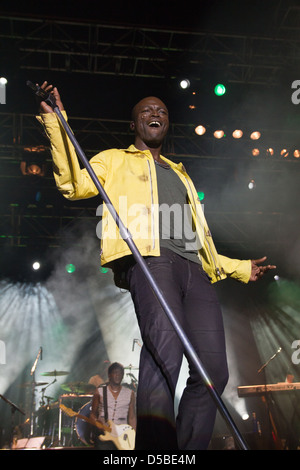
[130,121,135,131]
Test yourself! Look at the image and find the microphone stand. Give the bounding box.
[29,347,43,436]
[257,347,283,449]
[27,82,249,450]
[257,347,282,375]
[0,394,25,448]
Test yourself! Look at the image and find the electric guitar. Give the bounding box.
[59,404,135,450]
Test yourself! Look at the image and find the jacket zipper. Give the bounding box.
[147,159,156,249]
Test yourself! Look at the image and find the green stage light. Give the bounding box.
[65,263,76,273]
[197,191,205,201]
[100,267,109,274]
[214,84,226,96]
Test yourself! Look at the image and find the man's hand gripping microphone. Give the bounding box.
[26,81,57,109]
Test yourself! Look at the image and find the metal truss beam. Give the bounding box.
[0,110,298,253]
[1,111,300,164]
[1,15,300,85]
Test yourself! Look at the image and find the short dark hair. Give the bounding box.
[108,362,124,375]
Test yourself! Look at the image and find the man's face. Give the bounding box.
[131,96,169,148]
[109,367,124,385]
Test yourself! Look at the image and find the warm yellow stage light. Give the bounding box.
[232,129,243,139]
[280,149,289,158]
[293,149,300,158]
[250,131,261,140]
[213,130,224,139]
[195,125,206,135]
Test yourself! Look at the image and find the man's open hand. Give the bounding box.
[250,256,276,281]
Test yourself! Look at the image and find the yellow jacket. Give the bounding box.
[38,111,252,284]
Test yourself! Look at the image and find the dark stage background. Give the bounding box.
[0,0,300,450]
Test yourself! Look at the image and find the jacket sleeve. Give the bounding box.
[37,111,107,200]
[218,254,252,283]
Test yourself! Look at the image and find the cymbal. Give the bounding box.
[61,382,95,393]
[41,370,69,377]
[123,365,139,370]
[20,382,48,388]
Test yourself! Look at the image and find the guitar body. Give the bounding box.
[60,404,135,450]
[99,420,135,450]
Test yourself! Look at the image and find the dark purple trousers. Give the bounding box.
[127,248,229,450]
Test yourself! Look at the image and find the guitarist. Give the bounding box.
[90,362,136,450]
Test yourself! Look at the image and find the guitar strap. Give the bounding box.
[103,384,108,422]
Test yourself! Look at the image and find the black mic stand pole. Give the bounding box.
[27,82,249,450]
[0,394,25,448]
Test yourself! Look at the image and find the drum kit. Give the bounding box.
[5,365,139,449]
[35,370,94,447]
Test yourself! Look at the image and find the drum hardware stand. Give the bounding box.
[40,375,58,407]
[27,81,249,451]
[29,347,43,436]
[58,394,77,447]
[40,371,61,447]
[58,396,64,446]
[126,372,138,390]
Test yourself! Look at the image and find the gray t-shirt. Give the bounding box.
[155,160,201,264]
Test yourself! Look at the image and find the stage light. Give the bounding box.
[32,261,41,271]
[280,149,289,158]
[274,275,280,281]
[248,179,256,190]
[252,148,260,156]
[294,150,300,158]
[20,146,47,177]
[194,125,206,135]
[20,162,45,176]
[266,148,274,156]
[214,84,226,96]
[0,77,7,104]
[179,79,190,89]
[65,263,76,273]
[213,130,225,139]
[250,131,261,140]
[232,129,243,139]
[100,267,109,274]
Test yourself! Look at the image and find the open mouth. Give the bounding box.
[148,121,161,127]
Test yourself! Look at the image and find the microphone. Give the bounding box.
[257,347,282,374]
[26,81,56,107]
[30,347,43,376]
[132,338,142,351]
[40,347,42,360]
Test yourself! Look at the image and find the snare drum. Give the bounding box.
[75,401,94,446]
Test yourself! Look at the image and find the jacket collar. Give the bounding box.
[125,145,185,172]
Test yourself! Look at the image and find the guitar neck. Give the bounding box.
[60,404,111,432]
[77,413,111,432]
